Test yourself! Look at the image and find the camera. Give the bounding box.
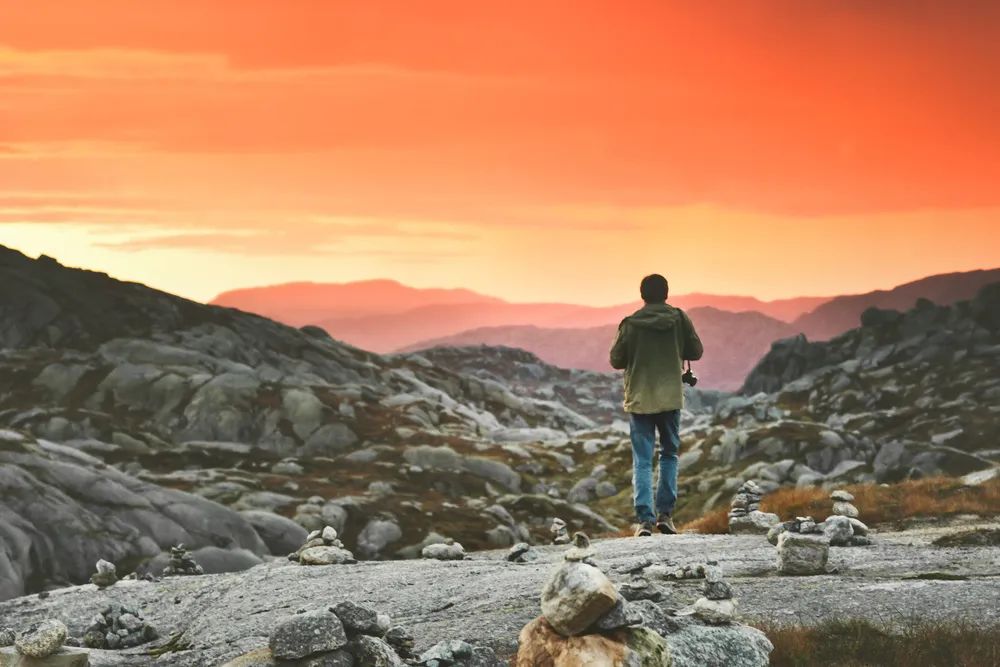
[682,364,698,387]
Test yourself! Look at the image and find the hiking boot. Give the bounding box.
[656,514,677,535]
[634,522,654,537]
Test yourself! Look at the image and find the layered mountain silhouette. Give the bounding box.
[213,269,1000,389]
[399,308,799,391]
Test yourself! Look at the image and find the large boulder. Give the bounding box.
[241,510,309,555]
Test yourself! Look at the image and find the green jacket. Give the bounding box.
[609,302,703,413]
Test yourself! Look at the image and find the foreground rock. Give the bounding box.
[13,619,66,658]
[516,617,670,666]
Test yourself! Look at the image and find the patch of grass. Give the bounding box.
[760,477,1000,526]
[680,509,730,534]
[681,476,1000,534]
[758,618,1000,667]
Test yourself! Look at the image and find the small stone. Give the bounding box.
[848,518,870,537]
[333,601,382,637]
[348,634,404,666]
[729,510,780,535]
[832,501,860,518]
[15,619,67,658]
[299,546,357,565]
[618,579,667,603]
[384,626,415,658]
[692,597,738,624]
[507,543,539,563]
[830,490,855,502]
[592,597,640,631]
[322,526,339,542]
[777,532,830,575]
[421,541,466,561]
[703,580,733,600]
[824,515,855,546]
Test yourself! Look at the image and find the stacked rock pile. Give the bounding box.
[289,525,357,565]
[728,480,779,534]
[83,603,158,649]
[162,544,204,576]
[0,619,88,666]
[515,532,672,666]
[421,538,467,561]
[767,489,871,552]
[550,518,571,544]
[689,565,739,625]
[827,489,871,546]
[90,559,117,588]
[263,601,503,667]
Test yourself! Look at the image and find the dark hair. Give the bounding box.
[640,274,669,303]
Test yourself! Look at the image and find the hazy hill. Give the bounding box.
[211,282,830,353]
[403,307,799,391]
[792,269,1000,341]
[212,279,502,327]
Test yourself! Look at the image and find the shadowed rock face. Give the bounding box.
[0,431,266,601]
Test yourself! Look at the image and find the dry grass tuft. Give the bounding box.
[680,476,1000,534]
[679,508,730,534]
[759,618,1000,667]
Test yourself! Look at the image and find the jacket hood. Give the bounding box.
[627,303,681,330]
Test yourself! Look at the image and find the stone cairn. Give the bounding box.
[691,565,738,624]
[515,532,672,666]
[421,538,467,561]
[257,600,503,667]
[162,544,204,576]
[768,489,870,575]
[90,558,118,588]
[728,480,780,534]
[0,619,89,665]
[289,525,357,565]
[550,517,571,544]
[83,603,158,650]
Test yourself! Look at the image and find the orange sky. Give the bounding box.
[1,1,998,304]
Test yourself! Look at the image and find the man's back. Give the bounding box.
[609,302,703,413]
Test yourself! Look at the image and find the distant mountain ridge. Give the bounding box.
[211,282,831,354]
[400,307,799,391]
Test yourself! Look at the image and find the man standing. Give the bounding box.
[610,274,703,536]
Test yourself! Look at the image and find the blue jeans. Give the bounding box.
[629,410,681,523]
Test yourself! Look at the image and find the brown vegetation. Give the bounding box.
[758,618,1000,667]
[681,476,1000,534]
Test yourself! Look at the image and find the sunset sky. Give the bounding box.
[1,1,998,304]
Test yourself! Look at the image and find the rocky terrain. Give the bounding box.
[0,244,1000,665]
[2,525,999,665]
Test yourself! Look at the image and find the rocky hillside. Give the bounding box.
[790,268,1000,341]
